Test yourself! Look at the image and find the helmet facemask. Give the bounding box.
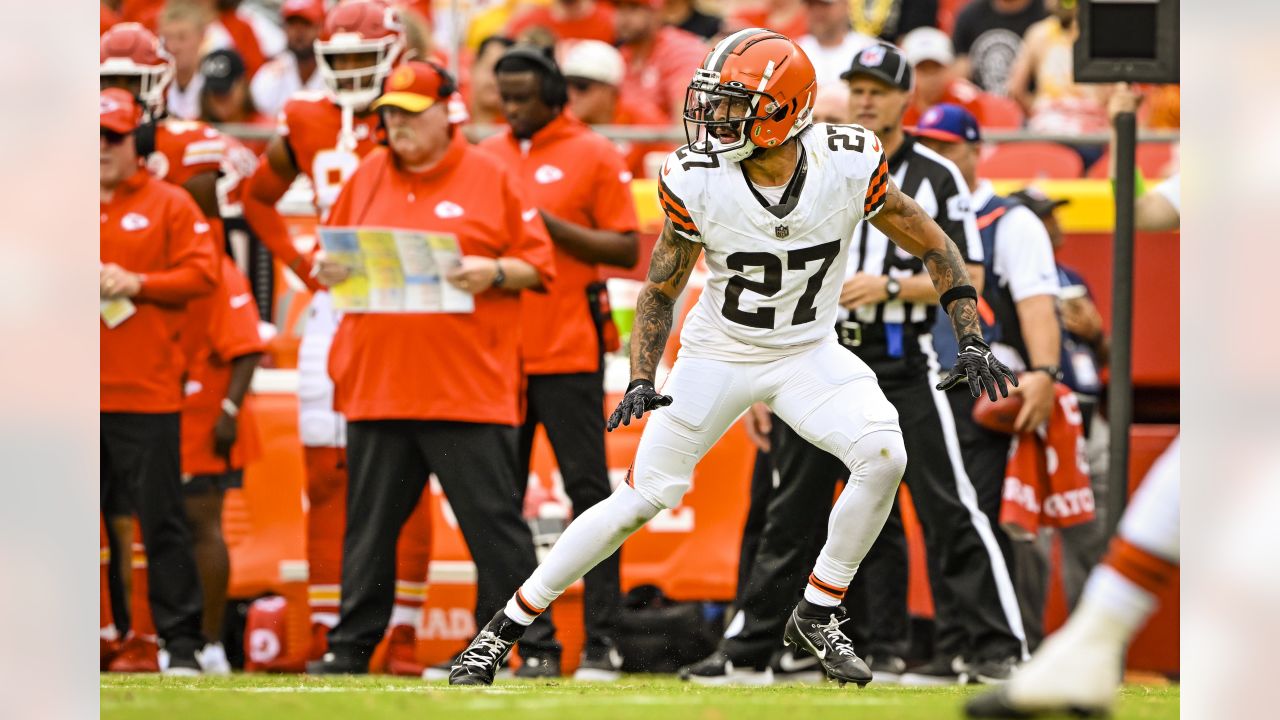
[683,68,779,163]
[99,58,172,121]
[315,33,402,112]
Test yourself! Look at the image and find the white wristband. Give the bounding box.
[221,398,240,417]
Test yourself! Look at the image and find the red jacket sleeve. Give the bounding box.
[136,192,218,304]
[501,168,556,291]
[590,143,641,235]
[210,261,266,362]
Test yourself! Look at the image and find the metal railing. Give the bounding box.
[212,121,1180,146]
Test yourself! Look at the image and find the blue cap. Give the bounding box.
[913,103,981,143]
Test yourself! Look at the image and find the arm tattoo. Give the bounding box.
[632,286,675,383]
[878,182,983,339]
[923,243,982,339]
[632,222,700,382]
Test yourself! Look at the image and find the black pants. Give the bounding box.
[100,412,204,646]
[948,391,1107,652]
[329,420,560,661]
[518,371,619,649]
[723,335,1025,665]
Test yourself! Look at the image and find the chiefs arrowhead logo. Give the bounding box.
[389,65,416,91]
[121,212,150,231]
[435,201,464,218]
[534,164,564,184]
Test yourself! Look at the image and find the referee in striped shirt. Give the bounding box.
[685,43,1028,686]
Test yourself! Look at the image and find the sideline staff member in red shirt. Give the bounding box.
[480,45,639,680]
[309,61,559,674]
[99,88,218,675]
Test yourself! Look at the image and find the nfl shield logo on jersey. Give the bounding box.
[775,225,789,238]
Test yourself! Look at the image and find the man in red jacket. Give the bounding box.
[480,45,640,680]
[99,88,218,675]
[307,61,559,675]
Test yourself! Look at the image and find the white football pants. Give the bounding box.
[512,340,907,616]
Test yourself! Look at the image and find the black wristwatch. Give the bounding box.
[1031,365,1062,381]
[493,258,506,289]
[885,277,901,301]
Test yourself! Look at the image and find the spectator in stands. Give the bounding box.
[103,1,123,35]
[177,255,265,675]
[916,105,1066,659]
[847,0,938,43]
[159,1,214,120]
[952,0,1046,96]
[115,0,164,30]
[506,0,617,44]
[562,39,672,178]
[198,49,270,128]
[796,0,876,90]
[663,0,723,40]
[901,26,986,126]
[1006,0,1108,137]
[616,0,707,121]
[307,61,559,675]
[100,87,218,675]
[206,0,286,79]
[249,0,326,119]
[811,82,851,123]
[481,45,640,679]
[727,0,808,40]
[467,36,516,125]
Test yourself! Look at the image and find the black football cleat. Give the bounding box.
[783,604,872,688]
[448,611,526,686]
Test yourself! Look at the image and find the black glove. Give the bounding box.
[937,334,1018,401]
[607,379,673,431]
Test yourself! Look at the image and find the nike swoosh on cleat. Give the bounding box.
[778,653,819,672]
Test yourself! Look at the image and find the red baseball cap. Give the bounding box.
[281,0,325,24]
[100,88,142,134]
[372,61,452,113]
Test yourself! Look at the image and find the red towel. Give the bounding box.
[999,384,1095,541]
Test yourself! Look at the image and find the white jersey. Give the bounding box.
[659,123,889,361]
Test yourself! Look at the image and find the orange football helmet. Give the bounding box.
[684,29,816,162]
[99,22,173,119]
[315,0,405,111]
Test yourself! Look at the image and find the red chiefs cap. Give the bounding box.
[372,61,452,113]
[281,0,325,24]
[100,88,142,134]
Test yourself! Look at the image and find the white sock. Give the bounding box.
[1079,564,1158,640]
[504,485,661,626]
[804,430,905,608]
[388,604,421,630]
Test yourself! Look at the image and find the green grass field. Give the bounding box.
[101,674,1179,720]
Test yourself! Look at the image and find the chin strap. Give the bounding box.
[337,104,358,154]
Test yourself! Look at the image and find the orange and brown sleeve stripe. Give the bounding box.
[659,178,700,238]
[808,572,847,601]
[1104,537,1178,596]
[863,153,889,217]
[514,588,546,617]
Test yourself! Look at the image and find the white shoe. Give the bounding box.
[966,599,1125,717]
[199,643,232,675]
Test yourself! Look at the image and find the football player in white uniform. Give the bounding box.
[448,29,1016,687]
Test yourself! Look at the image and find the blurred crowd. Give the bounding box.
[103,0,1179,176]
[99,0,1179,680]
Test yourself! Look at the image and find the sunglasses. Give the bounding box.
[101,129,129,145]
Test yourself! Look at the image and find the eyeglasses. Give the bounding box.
[101,129,129,145]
